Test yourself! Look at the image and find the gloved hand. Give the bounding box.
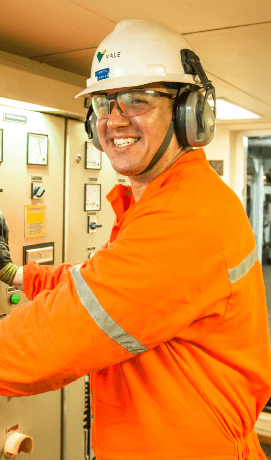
[0,211,12,269]
[0,211,19,286]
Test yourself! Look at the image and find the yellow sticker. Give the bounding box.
[25,205,46,238]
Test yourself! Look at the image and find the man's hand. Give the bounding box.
[0,211,19,286]
[0,211,12,269]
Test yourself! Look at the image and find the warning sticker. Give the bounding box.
[25,205,46,238]
[95,68,110,81]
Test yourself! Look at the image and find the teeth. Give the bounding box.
[113,137,139,147]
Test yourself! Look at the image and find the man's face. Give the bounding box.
[96,84,174,176]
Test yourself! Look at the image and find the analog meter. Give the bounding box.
[84,184,101,211]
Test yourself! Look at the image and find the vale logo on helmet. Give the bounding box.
[97,49,121,63]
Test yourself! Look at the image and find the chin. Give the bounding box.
[111,165,140,177]
[110,159,145,177]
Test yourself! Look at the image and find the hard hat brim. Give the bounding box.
[75,74,199,98]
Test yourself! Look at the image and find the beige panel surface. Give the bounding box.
[63,119,129,460]
[64,377,94,460]
[0,109,65,459]
[0,389,61,460]
[64,118,128,264]
[0,108,65,266]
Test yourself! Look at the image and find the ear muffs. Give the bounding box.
[85,86,216,151]
[174,89,216,148]
[85,109,103,151]
[90,112,103,151]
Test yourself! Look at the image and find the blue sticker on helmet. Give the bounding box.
[95,68,110,81]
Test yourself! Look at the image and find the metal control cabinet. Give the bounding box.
[0,107,65,460]
[63,119,130,460]
[0,111,126,460]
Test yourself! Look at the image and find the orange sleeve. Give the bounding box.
[23,261,73,300]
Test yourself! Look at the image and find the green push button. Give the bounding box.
[10,294,20,305]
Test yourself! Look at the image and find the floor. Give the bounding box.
[259,265,271,459]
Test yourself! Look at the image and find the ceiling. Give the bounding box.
[0,0,271,123]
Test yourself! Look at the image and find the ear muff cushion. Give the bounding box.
[174,90,191,147]
[90,112,103,151]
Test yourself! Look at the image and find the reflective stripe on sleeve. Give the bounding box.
[70,264,149,355]
[227,246,258,284]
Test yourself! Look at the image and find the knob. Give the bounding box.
[34,186,45,198]
[90,222,102,230]
[76,154,81,163]
[9,294,20,305]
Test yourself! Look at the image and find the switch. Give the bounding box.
[88,215,102,233]
[89,222,102,230]
[31,181,45,199]
[9,294,20,305]
[34,186,45,198]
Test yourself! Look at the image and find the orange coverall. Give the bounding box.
[0,148,271,459]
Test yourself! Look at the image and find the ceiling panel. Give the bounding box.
[72,0,271,34]
[0,0,115,57]
[186,24,271,112]
[36,49,95,76]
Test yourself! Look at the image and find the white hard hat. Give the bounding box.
[76,19,201,98]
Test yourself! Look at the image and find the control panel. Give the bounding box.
[0,106,64,460]
[0,110,127,460]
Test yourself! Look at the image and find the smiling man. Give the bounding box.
[1,19,271,460]
[94,83,187,200]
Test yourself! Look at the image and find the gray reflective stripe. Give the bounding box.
[228,246,258,284]
[70,264,148,355]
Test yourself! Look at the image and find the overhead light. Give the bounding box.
[209,98,260,120]
[0,97,59,112]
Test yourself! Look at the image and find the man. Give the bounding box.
[0,19,271,460]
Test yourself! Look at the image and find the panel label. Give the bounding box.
[95,68,110,81]
[4,113,27,123]
[25,205,46,238]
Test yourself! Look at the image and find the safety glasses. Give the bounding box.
[92,89,176,119]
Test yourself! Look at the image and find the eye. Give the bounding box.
[131,98,149,105]
[128,94,153,106]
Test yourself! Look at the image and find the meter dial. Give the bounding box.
[85,141,102,170]
[27,133,48,165]
[84,184,101,211]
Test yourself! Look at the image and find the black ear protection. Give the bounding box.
[84,49,216,150]
[85,107,103,151]
[173,49,216,147]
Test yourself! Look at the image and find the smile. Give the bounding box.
[113,138,140,147]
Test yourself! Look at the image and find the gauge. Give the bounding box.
[84,184,101,211]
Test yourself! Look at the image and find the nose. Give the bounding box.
[107,103,131,130]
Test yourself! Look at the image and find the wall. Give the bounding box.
[204,122,271,208]
[204,124,230,184]
[0,51,86,118]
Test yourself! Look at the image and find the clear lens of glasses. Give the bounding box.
[92,90,162,119]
